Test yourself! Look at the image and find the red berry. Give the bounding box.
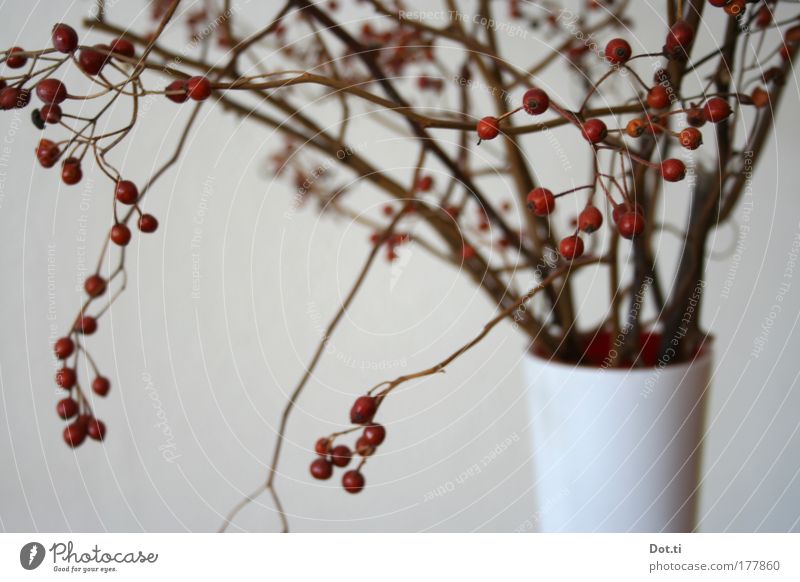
[115,180,138,204]
[86,418,106,441]
[350,395,377,424]
[0,87,30,110]
[40,103,62,123]
[56,397,79,420]
[578,206,603,233]
[559,235,585,260]
[61,158,82,185]
[6,47,27,69]
[784,25,800,44]
[84,274,107,297]
[75,315,97,335]
[165,80,189,103]
[342,470,365,494]
[186,76,212,101]
[92,376,111,396]
[315,437,332,457]
[751,87,769,108]
[654,69,672,85]
[756,6,772,27]
[686,107,706,127]
[605,38,632,65]
[0,87,17,110]
[461,244,475,260]
[526,187,556,216]
[679,127,703,150]
[63,422,87,448]
[660,158,686,182]
[646,85,670,109]
[110,224,131,246]
[703,97,732,123]
[417,175,433,192]
[331,445,352,467]
[310,458,333,480]
[56,367,77,389]
[522,88,549,115]
[52,24,79,53]
[612,201,643,224]
[724,0,745,16]
[362,424,386,446]
[36,138,59,167]
[355,435,376,457]
[617,212,645,239]
[665,19,695,59]
[581,118,608,144]
[138,214,158,233]
[708,0,728,6]
[109,38,135,59]
[78,45,109,76]
[54,337,74,359]
[476,116,500,140]
[36,79,68,104]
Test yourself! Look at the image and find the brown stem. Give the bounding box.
[219,155,427,532]
[373,256,605,399]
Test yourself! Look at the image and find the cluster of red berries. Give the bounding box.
[310,395,385,494]
[370,230,410,262]
[527,185,646,258]
[470,19,764,263]
[476,87,550,143]
[358,23,435,73]
[50,267,126,447]
[56,22,207,108]
[2,24,164,243]
[0,23,143,207]
[53,335,109,448]
[2,24,79,113]
[372,196,512,263]
[417,75,444,93]
[0,22,173,449]
[31,140,159,242]
[164,76,212,103]
[32,137,87,187]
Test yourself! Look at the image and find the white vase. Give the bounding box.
[523,344,711,532]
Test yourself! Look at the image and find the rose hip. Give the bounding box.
[350,395,377,424]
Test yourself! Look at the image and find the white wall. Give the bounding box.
[1,0,799,532]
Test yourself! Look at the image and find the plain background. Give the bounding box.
[1,0,799,532]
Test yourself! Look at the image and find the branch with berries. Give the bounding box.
[2,0,798,530]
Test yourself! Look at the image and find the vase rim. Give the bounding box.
[527,334,714,374]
